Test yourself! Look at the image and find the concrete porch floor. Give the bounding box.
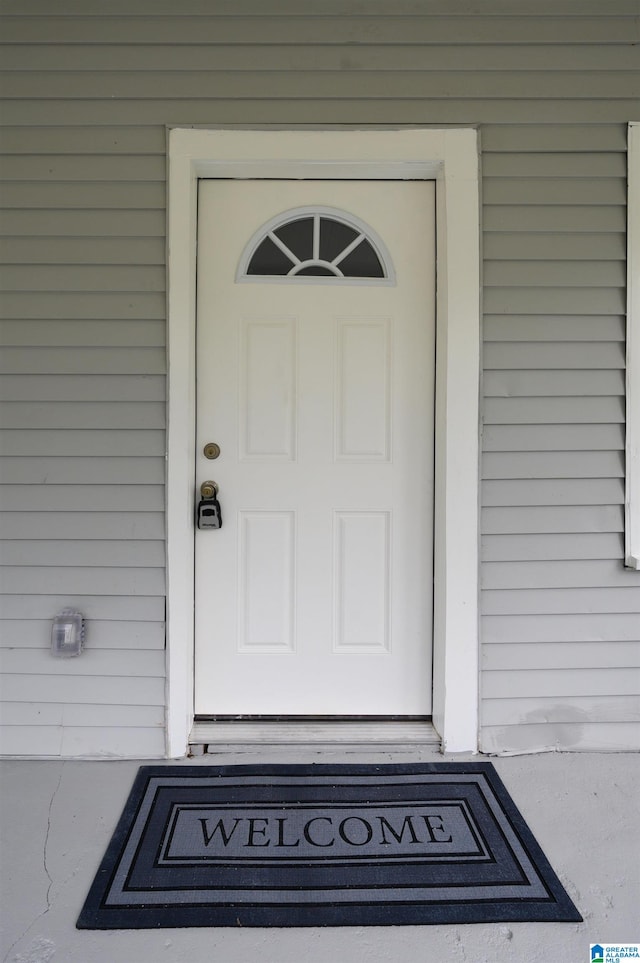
[0,746,638,963]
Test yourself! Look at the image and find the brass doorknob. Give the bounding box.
[200,480,219,499]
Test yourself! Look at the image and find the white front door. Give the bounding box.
[194,179,435,717]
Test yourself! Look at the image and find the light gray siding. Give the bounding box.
[481,106,639,750]
[1,0,639,756]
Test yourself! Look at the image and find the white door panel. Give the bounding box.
[195,180,435,716]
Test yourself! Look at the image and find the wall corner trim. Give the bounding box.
[625,122,640,570]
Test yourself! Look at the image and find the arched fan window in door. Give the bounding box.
[237,207,395,283]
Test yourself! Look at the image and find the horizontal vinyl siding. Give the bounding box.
[0,6,169,757]
[1,1,638,756]
[481,114,639,752]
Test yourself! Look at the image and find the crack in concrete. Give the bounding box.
[42,765,63,913]
[2,764,64,963]
[451,929,468,962]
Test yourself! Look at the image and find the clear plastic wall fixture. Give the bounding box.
[51,609,85,658]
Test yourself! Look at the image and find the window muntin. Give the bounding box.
[238,208,394,283]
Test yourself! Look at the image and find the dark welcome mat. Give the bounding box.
[77,763,581,928]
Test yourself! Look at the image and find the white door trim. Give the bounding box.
[166,127,481,756]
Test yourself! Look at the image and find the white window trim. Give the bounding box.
[626,122,640,569]
[166,127,481,756]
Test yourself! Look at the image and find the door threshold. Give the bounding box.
[189,718,441,749]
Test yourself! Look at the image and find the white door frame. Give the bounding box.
[166,127,481,757]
